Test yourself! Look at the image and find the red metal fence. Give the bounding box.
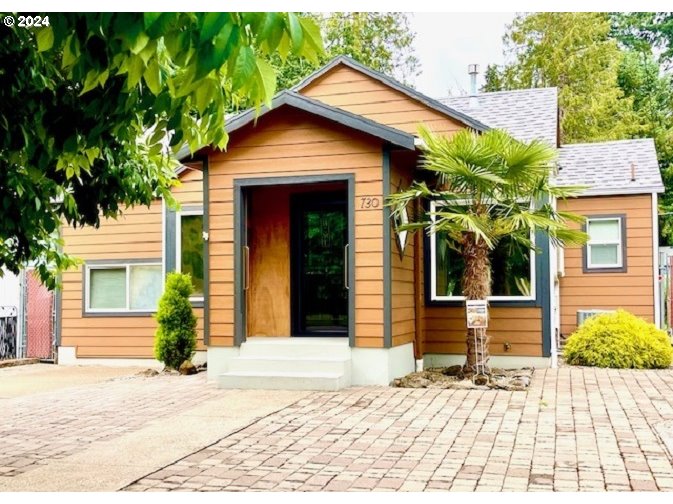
[25,270,54,360]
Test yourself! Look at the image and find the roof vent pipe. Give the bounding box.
[468,64,479,108]
[631,162,637,182]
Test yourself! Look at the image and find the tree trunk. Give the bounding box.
[461,232,492,376]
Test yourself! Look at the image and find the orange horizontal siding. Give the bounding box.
[558,194,655,337]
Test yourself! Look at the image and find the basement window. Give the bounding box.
[86,262,162,313]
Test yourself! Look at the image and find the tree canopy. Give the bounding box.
[0,12,322,286]
[485,12,673,244]
[268,12,420,91]
[484,12,638,144]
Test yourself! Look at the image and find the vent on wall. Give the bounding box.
[577,309,615,327]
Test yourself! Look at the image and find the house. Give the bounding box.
[54,56,665,389]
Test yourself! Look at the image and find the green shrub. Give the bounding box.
[154,272,197,370]
[564,309,672,369]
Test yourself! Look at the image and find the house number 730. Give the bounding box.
[360,196,381,209]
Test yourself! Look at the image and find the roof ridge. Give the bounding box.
[560,138,655,148]
[440,87,558,100]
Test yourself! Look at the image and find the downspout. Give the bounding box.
[413,199,425,371]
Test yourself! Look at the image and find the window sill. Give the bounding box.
[583,266,627,273]
[426,298,540,308]
[83,311,156,318]
[190,298,204,308]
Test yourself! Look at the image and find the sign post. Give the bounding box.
[466,300,488,329]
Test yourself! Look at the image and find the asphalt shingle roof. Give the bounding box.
[556,139,664,196]
[440,88,558,146]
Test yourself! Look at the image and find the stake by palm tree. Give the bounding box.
[388,126,587,377]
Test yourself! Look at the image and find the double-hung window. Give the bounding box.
[86,262,163,313]
[429,201,535,302]
[585,216,625,270]
[177,208,205,301]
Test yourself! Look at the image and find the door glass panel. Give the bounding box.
[180,214,204,296]
[299,203,348,334]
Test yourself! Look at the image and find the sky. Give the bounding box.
[409,12,516,98]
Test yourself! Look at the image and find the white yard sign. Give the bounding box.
[466,300,488,329]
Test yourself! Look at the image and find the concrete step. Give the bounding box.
[240,337,351,359]
[227,356,351,375]
[218,370,349,391]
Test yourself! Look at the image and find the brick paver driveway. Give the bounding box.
[2,366,673,491]
[125,368,673,492]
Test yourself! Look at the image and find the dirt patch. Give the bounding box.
[0,358,40,369]
[392,366,534,391]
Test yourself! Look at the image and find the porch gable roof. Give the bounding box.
[177,90,416,161]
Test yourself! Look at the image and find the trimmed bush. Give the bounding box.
[564,309,672,369]
[154,272,197,370]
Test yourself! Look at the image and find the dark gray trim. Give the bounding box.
[422,230,545,309]
[177,91,415,161]
[538,230,552,358]
[54,275,62,346]
[165,209,176,274]
[233,183,246,346]
[83,311,157,318]
[81,258,162,318]
[181,204,204,213]
[582,214,628,273]
[233,173,356,348]
[347,176,356,348]
[382,144,392,349]
[85,258,163,265]
[202,156,210,345]
[292,55,491,133]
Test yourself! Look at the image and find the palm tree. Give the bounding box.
[388,127,587,377]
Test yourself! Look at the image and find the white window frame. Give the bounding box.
[85,262,163,313]
[586,216,623,269]
[429,200,536,302]
[176,208,205,303]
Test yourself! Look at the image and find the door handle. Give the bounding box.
[243,245,250,291]
[344,243,349,290]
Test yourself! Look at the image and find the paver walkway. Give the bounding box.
[2,365,673,491]
[0,368,307,490]
[124,368,673,492]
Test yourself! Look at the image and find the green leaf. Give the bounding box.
[253,58,277,106]
[200,12,229,43]
[127,54,145,89]
[232,46,256,91]
[80,69,99,95]
[286,13,303,52]
[143,12,161,30]
[130,31,150,54]
[298,17,323,62]
[61,34,79,67]
[143,57,161,95]
[194,79,214,113]
[36,27,54,52]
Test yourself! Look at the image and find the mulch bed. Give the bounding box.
[392,365,534,391]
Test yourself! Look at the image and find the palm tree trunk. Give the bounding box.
[461,232,492,376]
